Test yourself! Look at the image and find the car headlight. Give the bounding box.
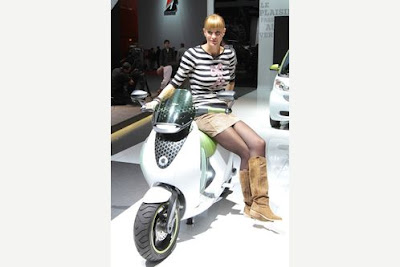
[275,79,289,91]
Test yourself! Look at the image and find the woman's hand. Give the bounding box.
[142,84,176,112]
[142,98,161,112]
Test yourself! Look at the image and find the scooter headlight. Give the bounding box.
[153,124,181,134]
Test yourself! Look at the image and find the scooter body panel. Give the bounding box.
[141,123,203,219]
[204,144,234,197]
[140,122,235,220]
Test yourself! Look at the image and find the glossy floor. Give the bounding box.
[111,87,289,267]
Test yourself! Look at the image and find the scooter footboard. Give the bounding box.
[142,186,172,203]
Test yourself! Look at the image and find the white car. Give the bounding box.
[269,50,289,129]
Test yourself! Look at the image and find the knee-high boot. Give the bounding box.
[249,156,282,221]
[239,170,252,216]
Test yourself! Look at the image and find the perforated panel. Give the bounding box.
[154,133,188,169]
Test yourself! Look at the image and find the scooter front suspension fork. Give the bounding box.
[165,187,179,234]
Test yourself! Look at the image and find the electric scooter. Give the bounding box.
[130,89,237,262]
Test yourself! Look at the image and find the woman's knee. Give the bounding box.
[248,137,266,156]
[253,137,265,151]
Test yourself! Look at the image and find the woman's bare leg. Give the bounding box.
[233,121,266,157]
[213,127,250,170]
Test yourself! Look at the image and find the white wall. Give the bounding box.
[207,0,214,15]
[137,0,207,50]
[257,0,289,90]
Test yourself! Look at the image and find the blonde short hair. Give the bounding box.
[204,14,225,30]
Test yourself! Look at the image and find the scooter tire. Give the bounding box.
[134,202,180,262]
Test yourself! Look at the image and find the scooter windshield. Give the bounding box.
[152,89,195,133]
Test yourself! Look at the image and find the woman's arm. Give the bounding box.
[144,83,176,110]
[158,83,176,101]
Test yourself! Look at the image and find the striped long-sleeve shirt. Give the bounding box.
[170,45,237,107]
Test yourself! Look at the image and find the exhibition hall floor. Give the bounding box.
[111,87,289,267]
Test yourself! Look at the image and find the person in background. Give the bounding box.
[176,43,187,64]
[155,46,161,68]
[155,65,173,95]
[159,40,175,67]
[149,47,156,70]
[145,14,281,222]
[111,62,134,105]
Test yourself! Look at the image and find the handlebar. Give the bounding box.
[140,104,231,115]
[195,106,232,116]
[133,89,235,115]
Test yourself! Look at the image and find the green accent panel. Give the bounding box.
[207,107,226,113]
[199,131,217,158]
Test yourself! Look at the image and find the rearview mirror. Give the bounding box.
[217,90,236,101]
[130,90,148,101]
[130,90,148,106]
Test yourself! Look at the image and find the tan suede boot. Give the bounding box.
[239,170,252,217]
[249,156,282,221]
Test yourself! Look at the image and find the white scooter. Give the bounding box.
[130,89,237,262]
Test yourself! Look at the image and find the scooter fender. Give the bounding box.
[142,186,172,204]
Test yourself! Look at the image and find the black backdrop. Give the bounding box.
[273,16,289,64]
[111,2,121,70]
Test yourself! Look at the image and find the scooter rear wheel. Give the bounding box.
[134,202,180,262]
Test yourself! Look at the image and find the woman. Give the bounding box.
[146,14,281,221]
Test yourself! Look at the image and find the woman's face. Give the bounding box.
[203,28,225,47]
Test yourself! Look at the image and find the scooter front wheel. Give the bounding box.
[134,202,180,262]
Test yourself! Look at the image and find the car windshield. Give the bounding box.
[279,52,289,77]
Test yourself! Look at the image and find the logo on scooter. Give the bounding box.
[158,155,169,167]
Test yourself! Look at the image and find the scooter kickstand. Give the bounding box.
[222,182,234,189]
[186,218,194,225]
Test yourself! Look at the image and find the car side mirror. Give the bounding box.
[216,90,236,102]
[270,64,279,71]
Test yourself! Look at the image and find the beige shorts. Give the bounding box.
[194,113,241,137]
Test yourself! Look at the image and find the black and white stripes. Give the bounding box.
[170,45,237,107]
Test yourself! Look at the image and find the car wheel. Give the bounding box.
[270,117,280,129]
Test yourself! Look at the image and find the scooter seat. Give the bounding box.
[199,131,217,158]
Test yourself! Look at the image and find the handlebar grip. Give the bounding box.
[141,105,154,113]
[207,107,227,113]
